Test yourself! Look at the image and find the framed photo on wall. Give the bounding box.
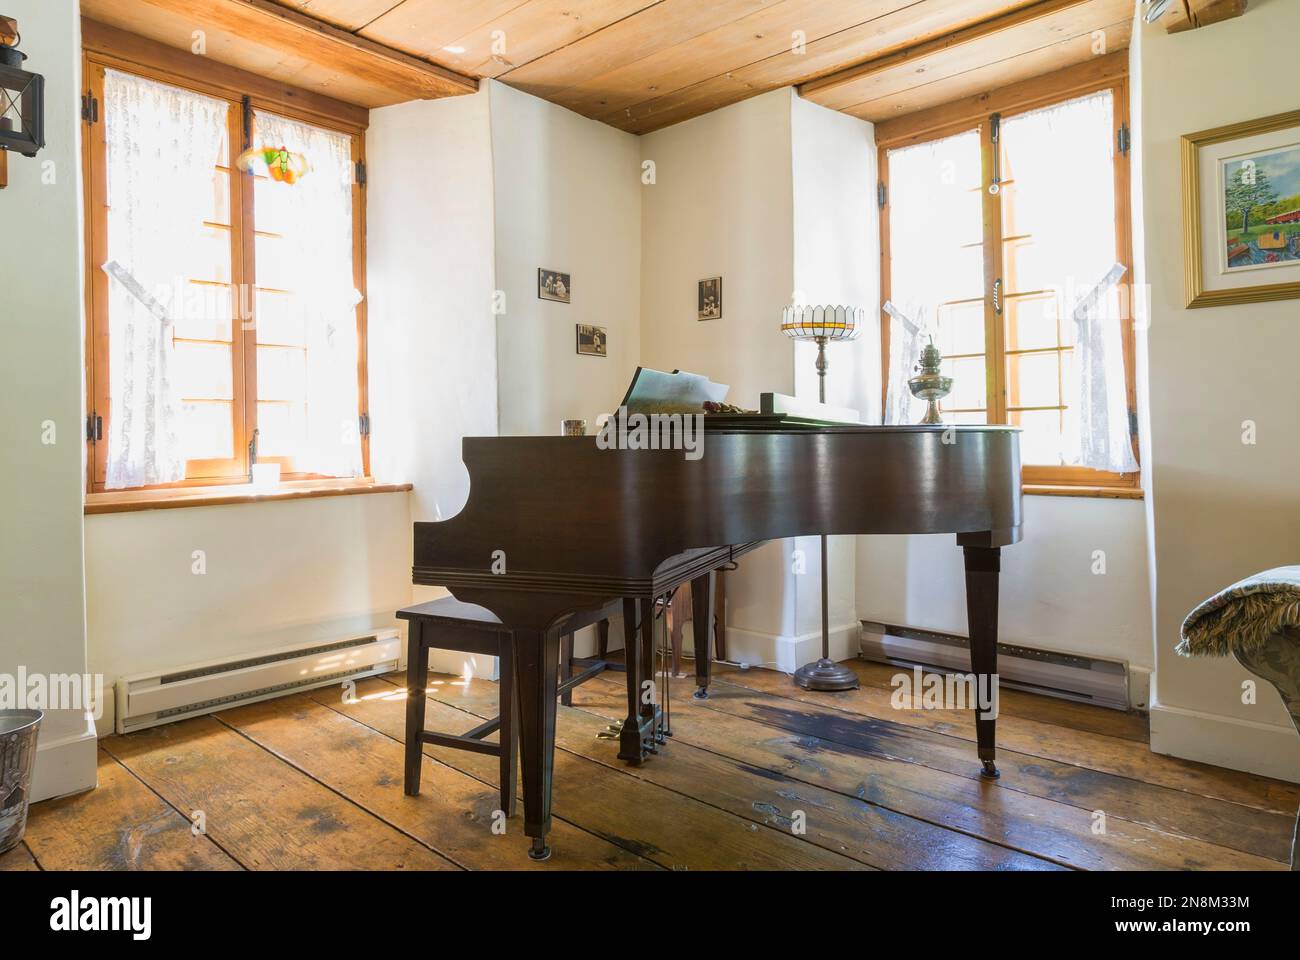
[698,276,721,320]
[1182,108,1300,307]
[576,323,606,357]
[538,268,571,303]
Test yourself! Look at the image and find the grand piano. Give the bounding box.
[413,413,1021,860]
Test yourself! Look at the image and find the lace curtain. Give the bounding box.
[103,69,227,488]
[1071,263,1138,472]
[883,130,983,425]
[254,110,363,478]
[1001,93,1137,473]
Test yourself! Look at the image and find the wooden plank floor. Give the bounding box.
[17,659,1297,871]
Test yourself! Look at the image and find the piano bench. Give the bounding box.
[396,597,621,819]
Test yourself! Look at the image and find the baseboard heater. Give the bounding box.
[859,620,1130,710]
[115,630,402,734]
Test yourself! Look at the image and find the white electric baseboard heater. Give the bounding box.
[115,630,402,734]
[859,620,1131,710]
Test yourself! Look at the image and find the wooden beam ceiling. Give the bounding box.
[81,0,477,107]
[800,0,1133,119]
[83,0,1140,132]
[1163,0,1249,33]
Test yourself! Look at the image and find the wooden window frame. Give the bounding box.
[876,56,1140,494]
[81,24,370,495]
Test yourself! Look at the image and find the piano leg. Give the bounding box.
[618,598,648,764]
[512,624,563,860]
[962,545,1002,780]
[639,597,659,750]
[691,571,714,699]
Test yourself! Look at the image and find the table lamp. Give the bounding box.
[780,305,865,692]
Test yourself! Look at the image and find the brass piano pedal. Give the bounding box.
[596,730,619,740]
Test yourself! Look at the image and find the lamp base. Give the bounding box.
[792,657,860,692]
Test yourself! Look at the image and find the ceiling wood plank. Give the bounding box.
[122,0,477,101]
[82,17,371,129]
[801,0,1127,112]
[1185,0,1248,29]
[82,0,403,106]
[435,0,660,80]
[843,17,1133,121]
[874,48,1127,146]
[263,0,404,32]
[359,0,534,63]
[605,0,1043,133]
[550,0,913,122]
[500,0,776,100]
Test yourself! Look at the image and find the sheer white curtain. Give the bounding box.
[1071,263,1138,472]
[1001,92,1136,472]
[884,130,982,424]
[254,110,363,478]
[103,69,227,488]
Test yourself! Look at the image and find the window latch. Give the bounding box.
[248,427,259,478]
[992,278,1003,315]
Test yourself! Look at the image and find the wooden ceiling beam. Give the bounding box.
[604,0,1042,134]
[873,48,1128,146]
[1166,0,1248,32]
[132,0,477,100]
[800,0,1122,112]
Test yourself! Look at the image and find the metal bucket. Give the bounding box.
[0,710,42,854]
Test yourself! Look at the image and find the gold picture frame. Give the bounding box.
[1182,108,1300,308]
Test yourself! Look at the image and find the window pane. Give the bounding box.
[935,299,986,357]
[887,129,984,423]
[173,342,233,400]
[999,91,1117,465]
[102,69,234,486]
[178,402,234,460]
[250,110,361,477]
[943,356,987,412]
[1006,351,1061,410]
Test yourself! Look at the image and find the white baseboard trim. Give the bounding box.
[1149,700,1300,784]
[31,710,99,803]
[707,621,862,675]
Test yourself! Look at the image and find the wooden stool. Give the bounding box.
[398,596,620,818]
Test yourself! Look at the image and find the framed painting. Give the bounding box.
[1182,108,1300,307]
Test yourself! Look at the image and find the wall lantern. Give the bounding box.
[0,16,44,158]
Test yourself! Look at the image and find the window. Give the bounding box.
[880,76,1138,491]
[82,58,368,493]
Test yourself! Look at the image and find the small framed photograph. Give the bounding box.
[1182,108,1300,307]
[538,268,571,303]
[576,323,607,357]
[698,276,722,320]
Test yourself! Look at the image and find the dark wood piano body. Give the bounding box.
[413,421,1021,859]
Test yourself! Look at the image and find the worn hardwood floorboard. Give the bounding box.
[17,655,1294,871]
[813,659,1151,743]
[24,748,240,871]
[372,673,1059,871]
[715,662,1300,815]
[536,674,1288,870]
[215,693,658,871]
[636,673,1293,865]
[101,716,459,871]
[310,678,867,871]
[0,842,39,871]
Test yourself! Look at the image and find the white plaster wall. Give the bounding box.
[857,496,1153,668]
[85,493,411,693]
[0,0,97,799]
[639,88,796,409]
[488,80,642,437]
[366,88,499,673]
[1137,0,1300,780]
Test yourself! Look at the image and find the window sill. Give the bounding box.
[1023,483,1144,500]
[85,479,413,515]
